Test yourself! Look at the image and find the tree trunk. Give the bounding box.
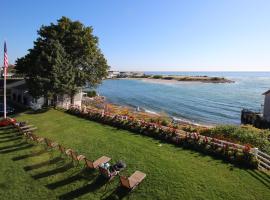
[53,94,57,108]
[44,95,49,107]
[70,93,74,105]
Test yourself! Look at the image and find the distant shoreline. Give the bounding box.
[115,75,234,84]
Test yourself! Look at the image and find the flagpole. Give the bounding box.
[3,41,8,119]
[3,65,6,119]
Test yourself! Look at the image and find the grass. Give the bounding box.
[0,109,269,200]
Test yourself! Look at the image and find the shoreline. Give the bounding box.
[83,95,214,128]
[112,75,234,84]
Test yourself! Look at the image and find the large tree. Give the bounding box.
[16,16,109,103]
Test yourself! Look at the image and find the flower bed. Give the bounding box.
[64,106,258,168]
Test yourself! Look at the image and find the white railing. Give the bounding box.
[256,149,270,170]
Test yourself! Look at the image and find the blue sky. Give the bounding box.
[1,0,270,71]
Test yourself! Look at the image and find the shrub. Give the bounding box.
[86,90,97,97]
[162,76,174,80]
[161,119,169,126]
[199,125,270,154]
[152,75,163,79]
[182,125,197,132]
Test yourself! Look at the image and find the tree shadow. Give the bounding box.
[32,162,74,179]
[58,175,108,200]
[24,156,64,171]
[12,149,48,161]
[25,108,50,114]
[247,170,270,189]
[102,186,130,200]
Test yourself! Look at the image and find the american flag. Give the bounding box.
[4,41,8,76]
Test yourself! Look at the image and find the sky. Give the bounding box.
[1,0,270,71]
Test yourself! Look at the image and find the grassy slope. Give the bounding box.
[0,109,269,200]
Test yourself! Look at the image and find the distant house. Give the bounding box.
[241,89,270,128]
[10,80,82,109]
[117,71,130,78]
[107,71,120,79]
[263,90,270,122]
[130,71,145,77]
[1,65,16,77]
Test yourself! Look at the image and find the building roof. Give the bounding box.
[262,90,270,95]
[12,83,28,90]
[0,78,24,88]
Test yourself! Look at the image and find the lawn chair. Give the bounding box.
[58,145,74,157]
[29,133,45,143]
[99,160,127,181]
[99,166,119,181]
[23,127,37,132]
[13,122,32,131]
[84,156,111,169]
[18,127,37,136]
[120,171,146,190]
[67,150,86,165]
[58,144,67,154]
[44,138,58,149]
[19,125,35,130]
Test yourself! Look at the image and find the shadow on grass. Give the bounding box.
[0,136,22,143]
[0,144,34,154]
[32,162,74,179]
[0,126,14,131]
[0,142,28,150]
[12,149,48,161]
[0,130,18,135]
[46,169,97,190]
[24,156,63,171]
[0,134,22,140]
[102,186,130,200]
[58,175,108,200]
[25,108,50,114]
[247,170,270,189]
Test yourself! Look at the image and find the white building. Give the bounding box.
[107,71,120,79]
[262,90,270,121]
[10,80,82,110]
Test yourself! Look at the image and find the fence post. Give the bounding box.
[252,147,259,158]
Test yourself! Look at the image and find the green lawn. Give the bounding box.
[0,109,269,200]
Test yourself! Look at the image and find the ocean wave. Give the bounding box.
[172,117,214,127]
[144,109,160,115]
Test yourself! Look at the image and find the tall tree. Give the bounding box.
[16,16,109,103]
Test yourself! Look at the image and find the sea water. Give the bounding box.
[95,72,270,125]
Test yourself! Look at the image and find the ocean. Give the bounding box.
[95,72,270,126]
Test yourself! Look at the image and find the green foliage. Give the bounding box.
[16,17,109,101]
[86,90,97,97]
[160,119,169,126]
[152,75,163,79]
[182,125,197,132]
[200,125,270,154]
[142,74,151,78]
[162,76,174,80]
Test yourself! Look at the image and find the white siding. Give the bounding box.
[56,90,83,108]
